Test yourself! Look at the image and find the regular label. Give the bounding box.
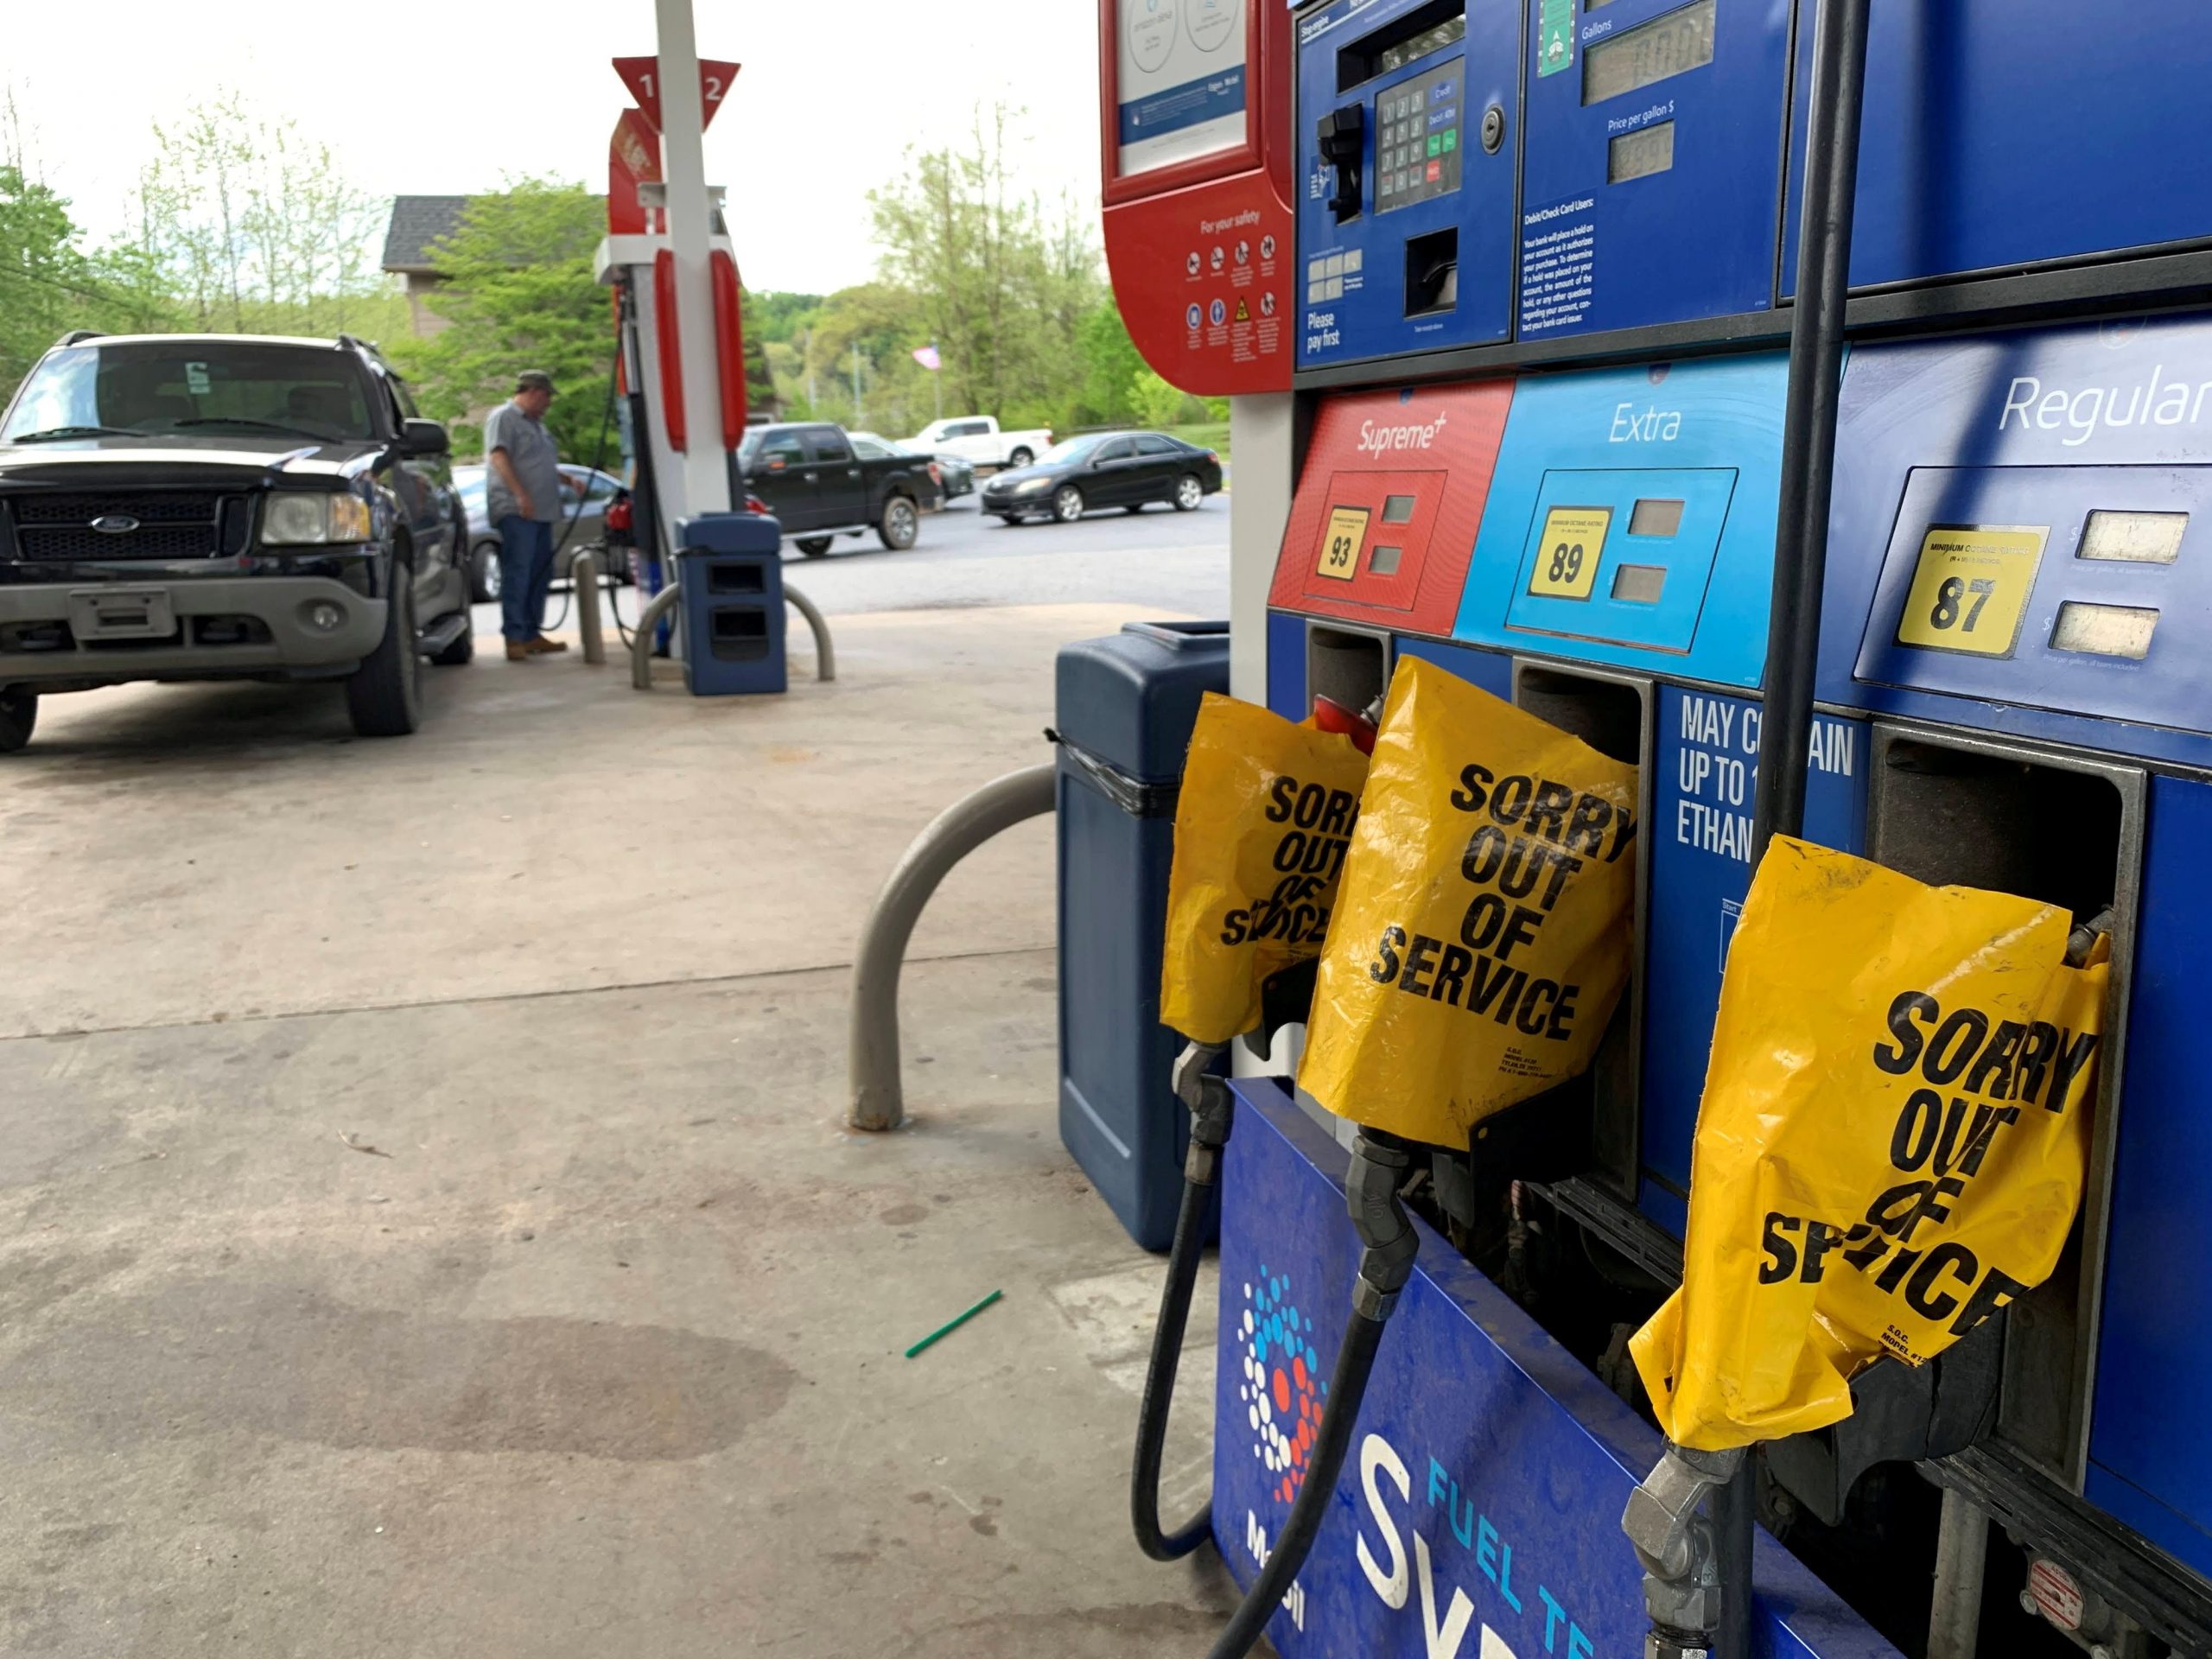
[1316,505,1370,582]
[1529,506,1611,601]
[1895,524,2047,657]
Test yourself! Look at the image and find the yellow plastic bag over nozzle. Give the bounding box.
[1298,657,1640,1149]
[1630,837,2110,1452]
[1159,693,1372,1047]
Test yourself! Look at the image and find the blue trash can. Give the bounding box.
[676,512,785,696]
[1054,620,1231,1250]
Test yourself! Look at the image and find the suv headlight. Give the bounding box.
[263,492,372,546]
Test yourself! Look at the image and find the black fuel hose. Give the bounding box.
[1205,1304,1390,1659]
[1203,1129,1416,1659]
[1133,1160,1221,1560]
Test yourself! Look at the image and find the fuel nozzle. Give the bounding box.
[1622,1443,1746,1659]
[1171,1039,1235,1187]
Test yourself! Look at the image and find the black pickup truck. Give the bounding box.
[0,331,473,751]
[737,422,940,557]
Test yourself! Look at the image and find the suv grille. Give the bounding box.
[8,491,249,562]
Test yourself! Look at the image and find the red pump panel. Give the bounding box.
[1098,0,1294,397]
[710,248,746,451]
[1269,382,1518,638]
[652,247,687,454]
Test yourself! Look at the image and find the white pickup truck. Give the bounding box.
[903,416,1054,472]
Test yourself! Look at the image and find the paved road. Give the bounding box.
[735,493,1228,619]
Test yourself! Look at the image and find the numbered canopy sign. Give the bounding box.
[1115,0,1250,178]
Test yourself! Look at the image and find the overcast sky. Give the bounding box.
[7,0,1106,296]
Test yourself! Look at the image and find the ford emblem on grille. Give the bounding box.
[90,514,141,534]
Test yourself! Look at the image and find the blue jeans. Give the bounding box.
[497,516,555,642]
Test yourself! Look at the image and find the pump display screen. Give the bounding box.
[1376,59,1465,213]
[1609,122,1676,183]
[1583,0,1715,106]
[2079,510,2187,564]
[1379,15,1465,77]
[2052,601,2159,659]
[1629,497,1686,537]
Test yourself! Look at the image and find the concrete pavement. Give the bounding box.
[0,577,1239,1654]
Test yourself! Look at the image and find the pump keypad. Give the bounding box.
[1376,59,1464,214]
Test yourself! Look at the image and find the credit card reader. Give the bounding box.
[1296,0,1520,368]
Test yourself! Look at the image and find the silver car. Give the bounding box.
[454,462,623,603]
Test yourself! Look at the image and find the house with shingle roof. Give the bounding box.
[379,197,473,338]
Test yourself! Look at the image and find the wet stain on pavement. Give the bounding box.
[9,1277,797,1462]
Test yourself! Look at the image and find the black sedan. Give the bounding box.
[982,430,1222,524]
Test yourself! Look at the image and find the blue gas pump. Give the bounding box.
[1102,0,2212,1654]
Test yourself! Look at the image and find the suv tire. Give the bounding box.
[346,571,423,738]
[0,688,36,753]
[879,494,919,550]
[796,536,835,557]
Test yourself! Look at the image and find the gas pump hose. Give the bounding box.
[1134,968,1328,1562]
[1132,1044,1236,1560]
[1203,1129,1418,1659]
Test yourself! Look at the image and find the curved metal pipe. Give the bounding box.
[570,550,606,665]
[782,582,836,682]
[848,762,1056,1131]
[630,582,683,690]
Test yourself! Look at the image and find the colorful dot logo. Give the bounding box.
[1238,1266,1329,1506]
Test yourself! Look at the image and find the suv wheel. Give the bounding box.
[346,571,423,738]
[1052,484,1085,524]
[796,536,835,557]
[1007,446,1034,468]
[879,494,919,550]
[0,688,36,754]
[1173,474,1205,512]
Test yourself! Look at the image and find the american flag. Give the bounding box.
[912,344,942,371]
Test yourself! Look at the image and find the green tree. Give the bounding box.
[867,106,1103,431]
[392,180,614,465]
[1071,302,1147,429]
[0,165,99,393]
[1128,367,1189,431]
[125,91,398,339]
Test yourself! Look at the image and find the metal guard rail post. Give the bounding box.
[630,583,837,687]
[629,583,686,690]
[848,762,1057,1131]
[570,550,606,665]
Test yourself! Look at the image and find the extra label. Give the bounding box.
[1895,524,2047,657]
[1317,505,1370,582]
[1529,506,1611,601]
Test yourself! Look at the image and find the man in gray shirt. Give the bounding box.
[485,371,566,662]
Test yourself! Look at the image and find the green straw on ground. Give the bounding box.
[905,1289,1003,1358]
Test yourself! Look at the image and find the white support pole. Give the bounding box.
[654,0,730,518]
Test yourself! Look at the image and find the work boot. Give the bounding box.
[505,641,533,663]
[526,635,569,654]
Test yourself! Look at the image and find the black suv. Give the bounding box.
[737,422,940,557]
[0,331,474,751]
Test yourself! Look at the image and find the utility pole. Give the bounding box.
[851,342,864,428]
